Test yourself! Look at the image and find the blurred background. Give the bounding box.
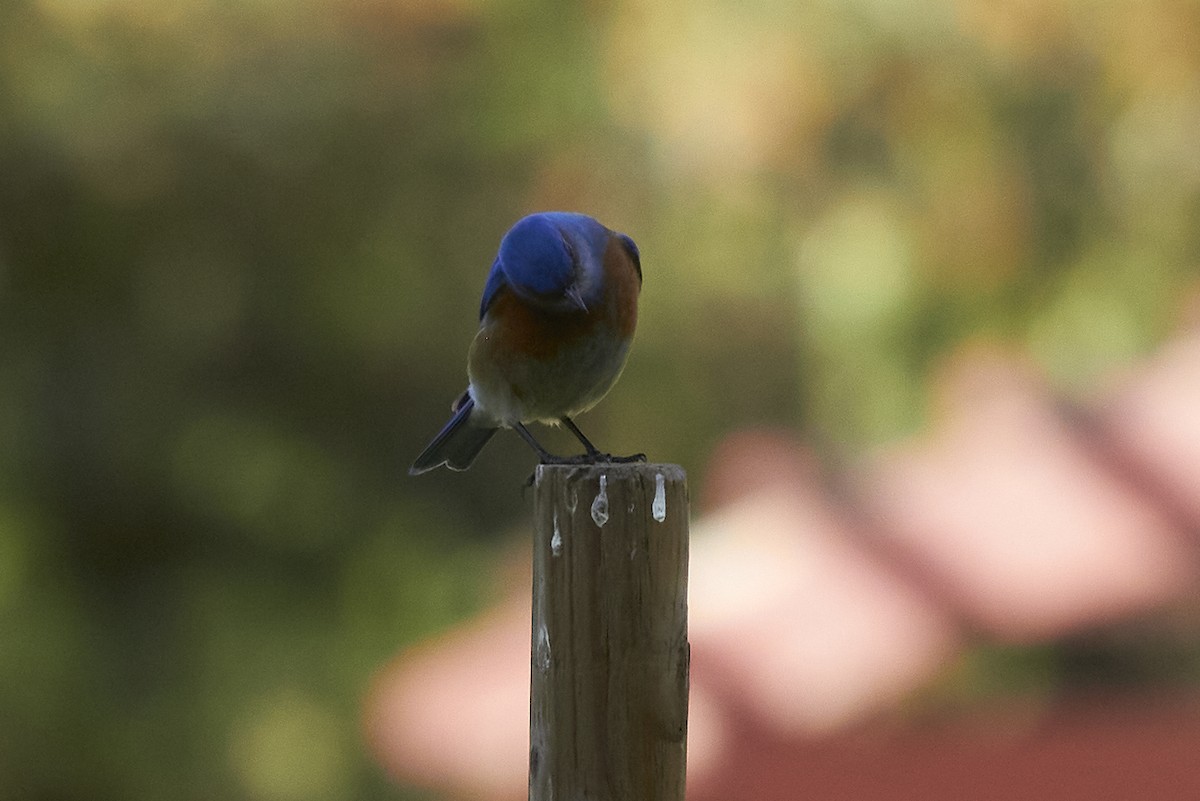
[3,0,1200,798]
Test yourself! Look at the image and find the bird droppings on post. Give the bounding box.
[653,472,667,522]
[551,512,563,557]
[535,624,551,672]
[590,474,609,528]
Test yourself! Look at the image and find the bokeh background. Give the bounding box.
[3,0,1200,798]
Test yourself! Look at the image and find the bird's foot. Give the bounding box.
[536,451,647,467]
[595,452,647,464]
[526,451,647,486]
[537,453,600,466]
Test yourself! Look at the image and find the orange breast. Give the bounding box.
[603,235,640,340]
[484,289,600,363]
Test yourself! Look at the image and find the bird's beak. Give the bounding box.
[566,285,589,312]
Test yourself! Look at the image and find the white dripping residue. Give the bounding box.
[652,472,667,522]
[535,624,551,671]
[551,510,562,556]
[590,474,609,528]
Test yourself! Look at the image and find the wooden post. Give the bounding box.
[529,463,689,801]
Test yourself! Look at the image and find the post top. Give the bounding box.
[533,462,686,483]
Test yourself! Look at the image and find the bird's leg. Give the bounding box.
[560,416,647,464]
[514,423,558,461]
[514,423,591,466]
[559,416,601,457]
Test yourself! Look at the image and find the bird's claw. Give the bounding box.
[536,451,647,466]
[537,453,598,466]
[602,452,646,464]
[526,451,647,488]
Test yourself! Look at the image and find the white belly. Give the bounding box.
[468,328,631,427]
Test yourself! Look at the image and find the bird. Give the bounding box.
[409,211,645,475]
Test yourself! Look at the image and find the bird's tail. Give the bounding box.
[409,392,498,475]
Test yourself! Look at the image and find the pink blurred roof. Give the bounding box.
[367,329,1200,801]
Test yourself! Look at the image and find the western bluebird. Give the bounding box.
[410,212,645,474]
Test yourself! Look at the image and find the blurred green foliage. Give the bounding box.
[1,0,1198,798]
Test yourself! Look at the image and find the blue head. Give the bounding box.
[481,212,614,316]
